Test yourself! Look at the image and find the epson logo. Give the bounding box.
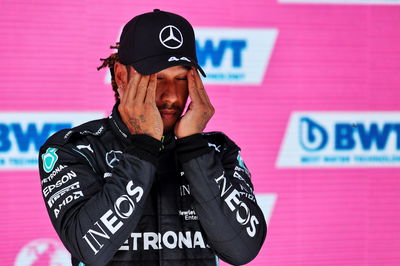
[0,112,102,170]
[82,180,144,255]
[277,112,400,167]
[215,172,259,237]
[43,171,77,197]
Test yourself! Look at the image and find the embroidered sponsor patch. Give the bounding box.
[42,147,59,173]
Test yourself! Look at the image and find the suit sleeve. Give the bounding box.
[176,133,267,265]
[38,134,160,266]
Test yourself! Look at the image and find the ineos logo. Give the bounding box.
[82,180,144,255]
[159,25,183,49]
[114,195,135,219]
[105,150,123,168]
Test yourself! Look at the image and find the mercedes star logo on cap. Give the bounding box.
[118,10,206,77]
[159,25,183,49]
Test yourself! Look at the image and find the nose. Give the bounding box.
[159,82,178,104]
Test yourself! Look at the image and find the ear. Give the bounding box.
[114,61,128,89]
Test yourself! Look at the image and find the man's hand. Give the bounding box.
[118,68,163,141]
[174,68,215,138]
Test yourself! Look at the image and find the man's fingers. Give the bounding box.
[187,69,201,102]
[192,68,212,105]
[192,67,203,89]
[136,75,150,103]
[124,67,141,104]
[145,74,157,103]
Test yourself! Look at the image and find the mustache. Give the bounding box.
[157,104,181,112]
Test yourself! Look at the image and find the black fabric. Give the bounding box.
[38,103,266,266]
[176,133,212,163]
[126,134,161,166]
[109,102,131,142]
[118,9,206,77]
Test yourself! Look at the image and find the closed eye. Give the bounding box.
[176,77,187,81]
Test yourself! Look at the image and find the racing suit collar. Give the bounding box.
[109,102,131,142]
[161,131,176,151]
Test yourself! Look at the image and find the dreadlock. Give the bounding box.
[97,43,121,102]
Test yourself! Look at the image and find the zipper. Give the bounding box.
[160,135,165,151]
[156,165,162,266]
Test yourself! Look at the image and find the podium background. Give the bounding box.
[1,0,400,265]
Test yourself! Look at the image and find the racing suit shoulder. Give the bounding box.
[202,131,241,153]
[41,118,108,149]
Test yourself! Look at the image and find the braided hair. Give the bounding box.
[97,43,121,102]
[98,43,192,102]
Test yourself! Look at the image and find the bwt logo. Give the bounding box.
[299,118,328,151]
[299,117,400,151]
[277,112,400,167]
[196,39,246,68]
[0,123,70,152]
[195,28,278,85]
[106,27,278,85]
[0,112,102,170]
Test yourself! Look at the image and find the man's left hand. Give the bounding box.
[174,68,215,138]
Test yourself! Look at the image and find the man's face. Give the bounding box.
[154,66,189,133]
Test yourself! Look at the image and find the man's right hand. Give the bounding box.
[118,68,163,141]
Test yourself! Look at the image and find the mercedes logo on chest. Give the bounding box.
[105,150,123,168]
[159,25,183,49]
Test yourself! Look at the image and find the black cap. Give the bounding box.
[118,9,206,77]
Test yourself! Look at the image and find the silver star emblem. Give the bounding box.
[159,25,183,49]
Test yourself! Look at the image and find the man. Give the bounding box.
[39,9,266,266]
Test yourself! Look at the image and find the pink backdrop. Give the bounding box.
[1,0,400,265]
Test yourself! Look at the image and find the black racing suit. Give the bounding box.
[38,104,267,266]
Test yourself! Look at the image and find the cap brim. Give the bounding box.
[130,55,206,77]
